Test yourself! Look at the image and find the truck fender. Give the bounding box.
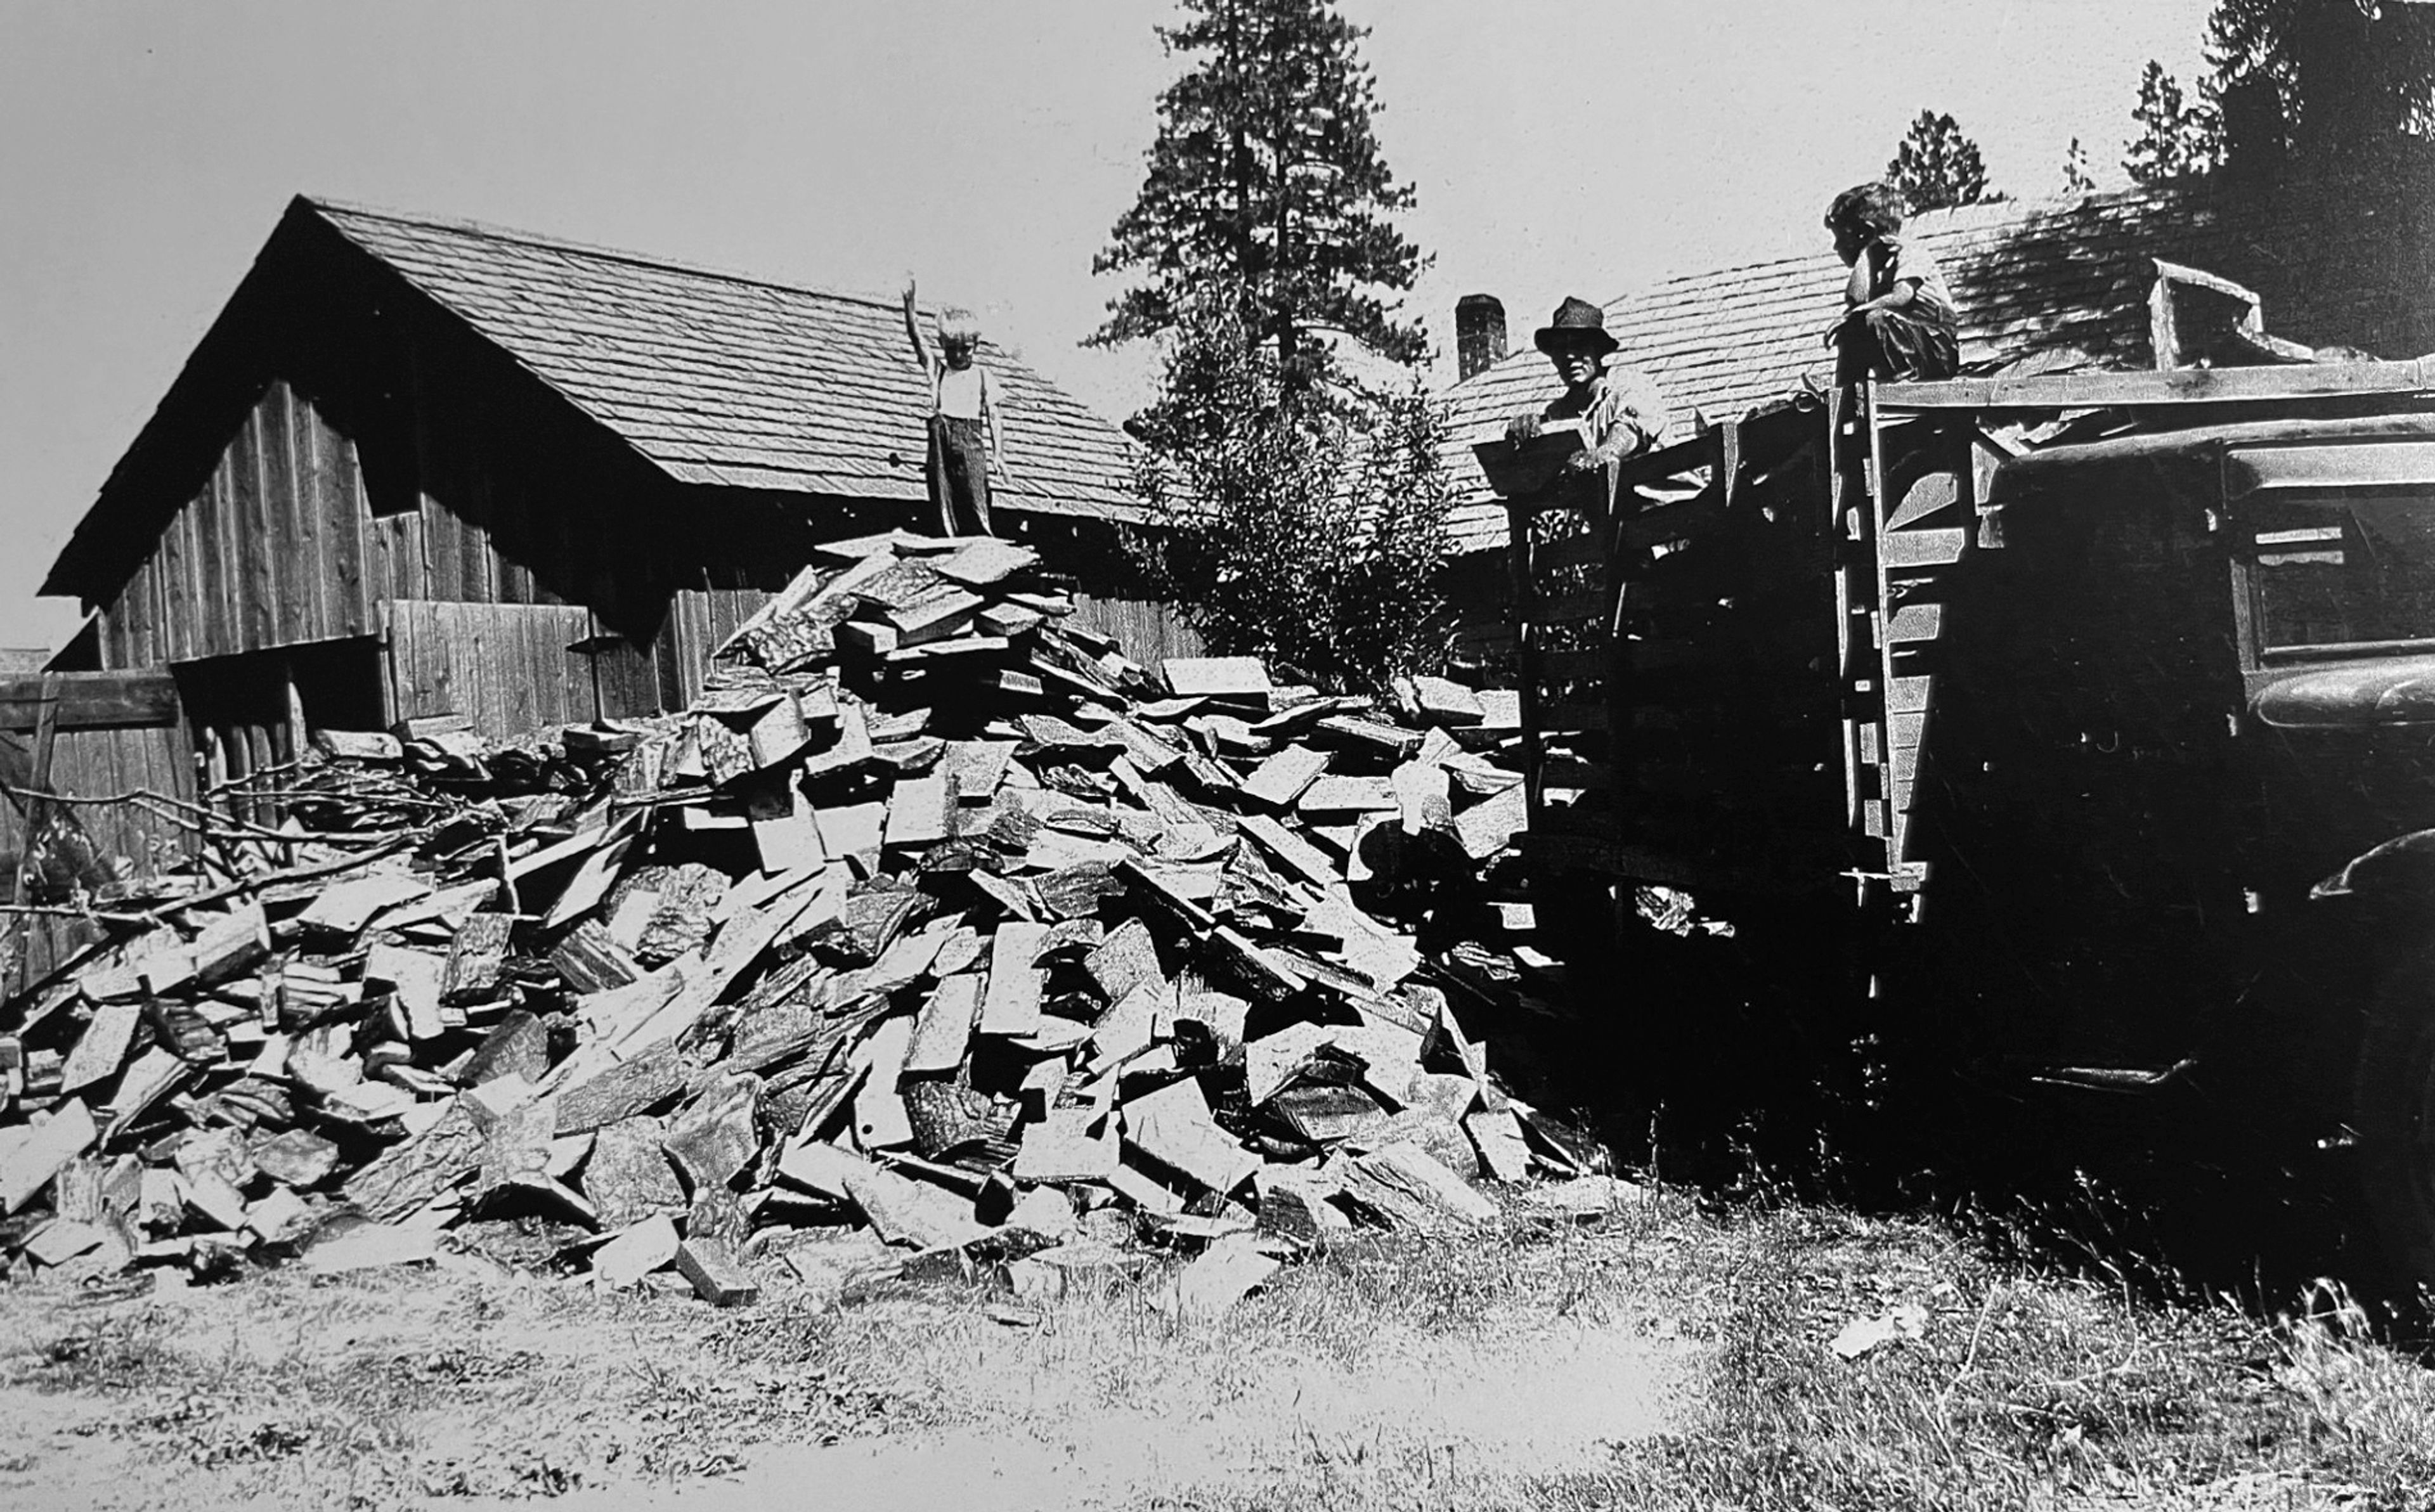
[2311,827,2435,901]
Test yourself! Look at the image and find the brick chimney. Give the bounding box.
[1455,294,1507,381]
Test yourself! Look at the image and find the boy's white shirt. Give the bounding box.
[934,361,987,420]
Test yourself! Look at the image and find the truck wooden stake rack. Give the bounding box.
[1484,361,2435,919]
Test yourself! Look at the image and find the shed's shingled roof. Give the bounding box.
[307,198,1136,517]
[1438,182,2289,552]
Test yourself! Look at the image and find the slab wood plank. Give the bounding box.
[814,799,886,859]
[344,1099,483,1221]
[298,872,433,934]
[883,774,956,849]
[541,815,646,929]
[59,1001,142,1095]
[474,1094,559,1206]
[0,1099,97,1213]
[1013,1109,1119,1182]
[675,1236,760,1306]
[841,1163,987,1250]
[1162,1233,1280,1320]
[442,914,515,1003]
[663,1074,762,1192]
[1236,813,1341,890]
[851,1016,916,1150]
[366,943,449,1040]
[1339,1140,1497,1234]
[1240,746,1330,809]
[554,1042,691,1135]
[1123,1075,1257,1196]
[752,787,827,874]
[932,536,1039,587]
[905,974,984,1075]
[1162,657,1272,701]
[1454,783,1529,862]
[591,1214,680,1288]
[583,1115,688,1228]
[251,1128,340,1188]
[1464,1108,1533,1184]
[978,922,1049,1036]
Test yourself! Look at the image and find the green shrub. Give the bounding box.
[1125,292,1453,691]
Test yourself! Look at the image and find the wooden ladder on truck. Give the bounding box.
[1834,384,2008,904]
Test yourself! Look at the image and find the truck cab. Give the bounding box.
[1925,413,2435,1276]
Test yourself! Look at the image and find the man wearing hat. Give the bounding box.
[1505,295,1668,471]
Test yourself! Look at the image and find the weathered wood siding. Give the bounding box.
[1069,593,1205,666]
[384,600,602,740]
[96,380,573,668]
[665,588,771,709]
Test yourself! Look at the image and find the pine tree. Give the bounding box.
[2204,0,2435,158]
[2062,137,2097,194]
[1885,110,1998,212]
[1090,0,1429,377]
[2124,61,2222,182]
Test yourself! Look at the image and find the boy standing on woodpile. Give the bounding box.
[1503,296,1668,471]
[902,278,1013,536]
[1823,183,1960,385]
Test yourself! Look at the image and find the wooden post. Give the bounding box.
[585,609,606,727]
[11,676,60,995]
[1507,489,1543,829]
[277,653,305,858]
[375,599,399,731]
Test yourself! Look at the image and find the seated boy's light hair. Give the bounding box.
[937,307,982,346]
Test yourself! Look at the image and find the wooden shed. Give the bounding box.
[39,195,1179,775]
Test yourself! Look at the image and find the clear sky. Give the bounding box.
[0,0,2215,652]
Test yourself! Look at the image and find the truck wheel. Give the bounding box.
[2354,951,2435,1288]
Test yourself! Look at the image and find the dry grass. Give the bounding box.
[0,1198,1694,1509]
[6,1191,2435,1509]
[1555,1205,2435,1512]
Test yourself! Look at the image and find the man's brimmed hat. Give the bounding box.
[1534,295,1619,356]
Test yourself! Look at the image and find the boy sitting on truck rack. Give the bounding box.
[1503,295,1668,470]
[1823,183,1959,385]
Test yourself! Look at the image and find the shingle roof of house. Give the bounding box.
[302,198,1136,519]
[1437,181,2320,553]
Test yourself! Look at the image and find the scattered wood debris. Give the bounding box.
[0,534,1575,1305]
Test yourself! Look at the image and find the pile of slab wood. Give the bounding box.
[0,531,1588,1304]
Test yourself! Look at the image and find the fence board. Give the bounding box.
[1,678,194,990]
[1069,594,1205,666]
[384,599,599,740]
[666,588,772,709]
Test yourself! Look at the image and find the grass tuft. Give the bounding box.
[1554,1205,2435,1512]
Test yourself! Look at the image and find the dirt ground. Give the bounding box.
[0,1205,1698,1511]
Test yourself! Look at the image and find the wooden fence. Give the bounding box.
[667,588,1206,697]
[1070,593,1205,666]
[0,671,195,989]
[383,600,610,740]
[381,586,1207,744]
[666,588,770,709]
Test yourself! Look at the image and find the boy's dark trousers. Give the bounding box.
[1836,306,1959,385]
[928,414,994,536]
